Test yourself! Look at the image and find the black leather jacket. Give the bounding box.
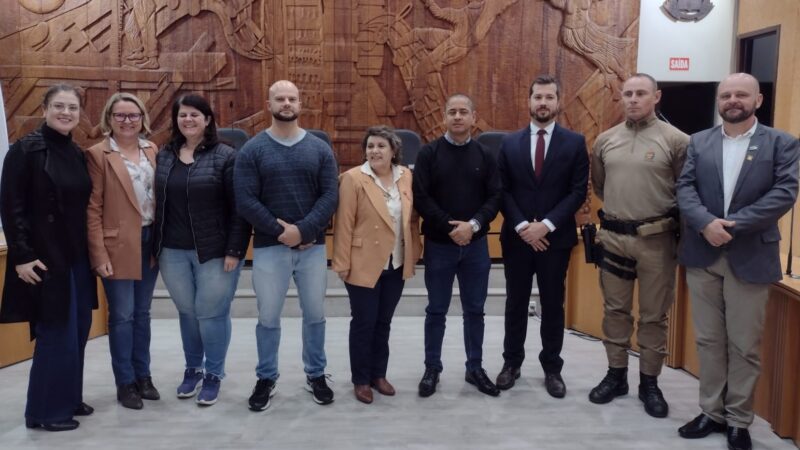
[153,142,251,263]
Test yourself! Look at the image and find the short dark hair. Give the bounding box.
[362,125,403,166]
[529,75,560,99]
[627,73,659,91]
[168,94,219,150]
[445,93,475,111]
[42,83,82,107]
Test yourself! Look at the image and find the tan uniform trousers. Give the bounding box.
[686,254,768,428]
[597,229,677,376]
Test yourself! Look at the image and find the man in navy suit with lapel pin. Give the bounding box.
[494,75,589,398]
[676,73,799,450]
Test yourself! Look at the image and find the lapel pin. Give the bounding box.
[748,146,758,150]
[746,155,753,161]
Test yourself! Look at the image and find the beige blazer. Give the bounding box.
[332,165,422,288]
[86,137,157,280]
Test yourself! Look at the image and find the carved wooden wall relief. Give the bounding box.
[1,0,639,183]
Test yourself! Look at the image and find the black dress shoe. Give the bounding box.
[544,373,566,398]
[727,426,752,450]
[678,414,726,439]
[639,374,668,418]
[26,418,80,432]
[465,368,500,397]
[495,365,521,390]
[73,402,94,416]
[136,376,161,400]
[589,367,628,404]
[117,383,143,410]
[418,368,440,398]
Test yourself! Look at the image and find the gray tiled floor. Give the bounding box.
[0,317,794,450]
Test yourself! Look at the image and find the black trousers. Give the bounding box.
[345,266,404,385]
[26,258,93,423]
[501,238,571,375]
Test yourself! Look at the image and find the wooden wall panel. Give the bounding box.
[1,0,640,173]
[737,0,800,259]
[737,0,800,135]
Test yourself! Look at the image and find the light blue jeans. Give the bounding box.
[159,248,242,378]
[252,244,327,381]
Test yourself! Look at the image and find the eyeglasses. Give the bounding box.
[49,103,79,113]
[111,113,143,122]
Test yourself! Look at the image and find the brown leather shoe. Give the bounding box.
[354,385,373,404]
[371,378,396,396]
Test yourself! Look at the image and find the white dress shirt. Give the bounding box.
[721,120,758,217]
[515,121,557,233]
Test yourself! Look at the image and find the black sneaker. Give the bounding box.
[305,375,334,405]
[248,378,277,411]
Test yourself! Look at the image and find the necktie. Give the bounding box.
[534,129,546,179]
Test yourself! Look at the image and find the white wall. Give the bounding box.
[637,1,736,82]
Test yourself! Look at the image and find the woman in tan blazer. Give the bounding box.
[86,92,160,410]
[332,125,422,404]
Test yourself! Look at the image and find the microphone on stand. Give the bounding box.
[787,204,800,279]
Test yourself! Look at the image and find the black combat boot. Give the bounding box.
[639,373,668,418]
[588,367,628,404]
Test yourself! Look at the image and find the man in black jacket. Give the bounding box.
[412,93,502,397]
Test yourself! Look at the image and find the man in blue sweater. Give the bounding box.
[234,80,338,411]
[412,93,502,397]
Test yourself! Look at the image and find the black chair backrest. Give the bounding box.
[217,128,250,150]
[395,129,423,169]
[307,129,333,149]
[476,131,509,160]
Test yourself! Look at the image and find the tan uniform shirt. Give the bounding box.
[592,116,689,221]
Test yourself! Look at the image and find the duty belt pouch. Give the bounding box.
[581,223,601,265]
[636,218,676,237]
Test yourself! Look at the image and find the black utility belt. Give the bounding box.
[598,210,676,237]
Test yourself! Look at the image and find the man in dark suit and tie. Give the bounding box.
[494,75,589,398]
[676,73,799,450]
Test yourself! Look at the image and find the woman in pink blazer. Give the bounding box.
[86,93,159,410]
[332,126,422,404]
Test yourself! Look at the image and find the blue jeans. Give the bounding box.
[101,225,159,386]
[423,236,490,372]
[252,244,327,381]
[159,248,242,378]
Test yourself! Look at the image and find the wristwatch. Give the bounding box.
[469,219,480,233]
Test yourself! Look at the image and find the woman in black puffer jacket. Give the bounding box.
[153,94,251,406]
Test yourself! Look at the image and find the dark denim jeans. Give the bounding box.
[423,236,490,372]
[101,225,159,386]
[26,257,93,423]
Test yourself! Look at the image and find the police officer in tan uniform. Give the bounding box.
[588,73,689,418]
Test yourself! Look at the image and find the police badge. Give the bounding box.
[661,0,714,22]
